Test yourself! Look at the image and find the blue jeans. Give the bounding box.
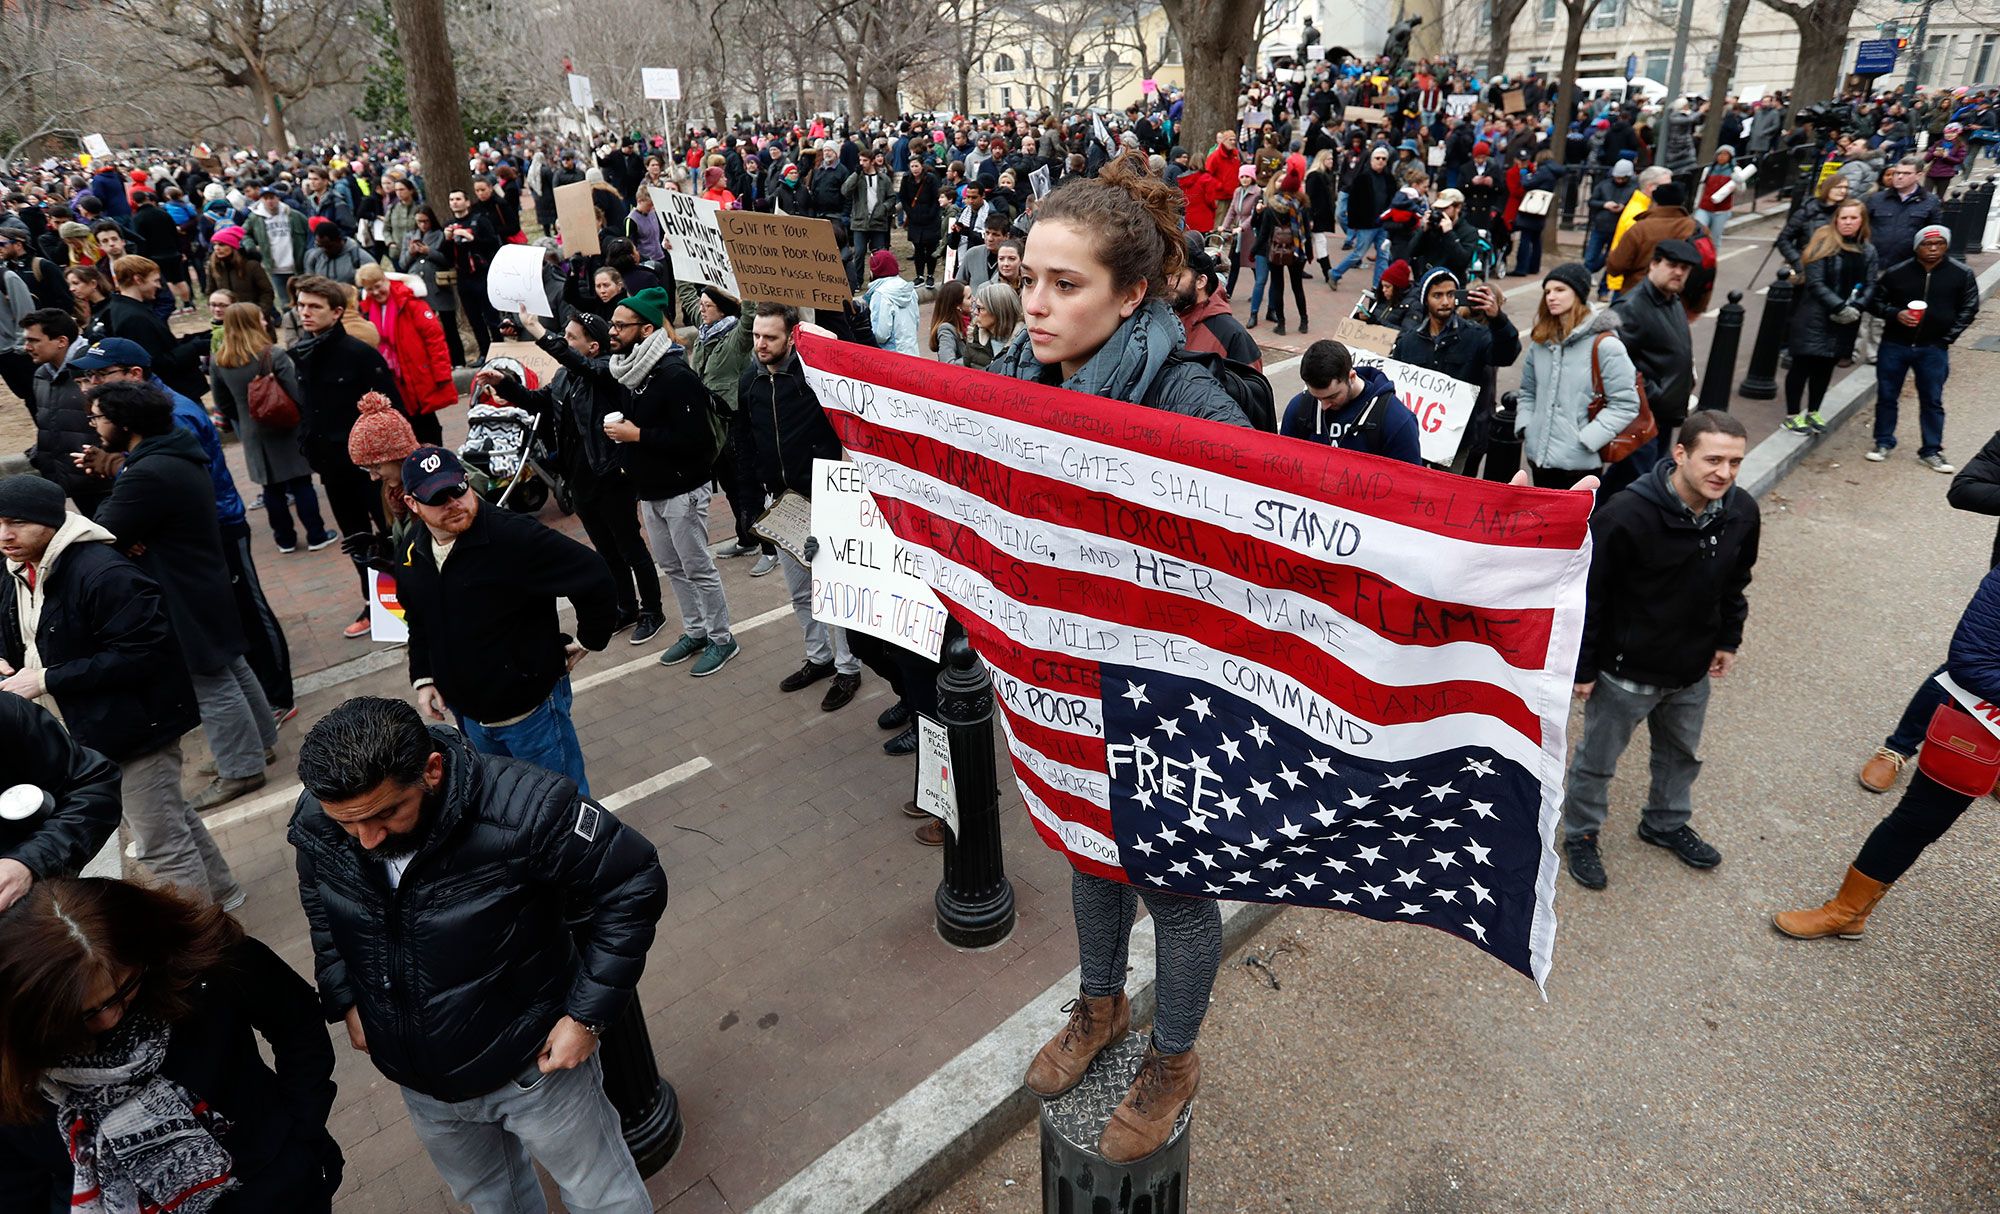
[1874,342,1950,457]
[1249,255,1272,317]
[1887,664,1950,756]
[1514,227,1545,276]
[1330,227,1385,284]
[458,676,590,796]
[1582,226,1614,276]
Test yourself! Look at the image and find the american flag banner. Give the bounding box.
[796,333,1594,990]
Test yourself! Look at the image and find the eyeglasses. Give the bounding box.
[608,320,643,331]
[84,410,107,422]
[81,968,144,1023]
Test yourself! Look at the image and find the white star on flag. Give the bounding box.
[1186,695,1212,721]
[1121,683,1149,707]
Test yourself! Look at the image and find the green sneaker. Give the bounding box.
[658,634,708,666]
[1806,411,1827,433]
[1781,414,1812,434]
[690,638,739,677]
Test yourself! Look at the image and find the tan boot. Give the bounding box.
[1773,866,1892,940]
[1024,991,1129,1098]
[1098,1043,1200,1163]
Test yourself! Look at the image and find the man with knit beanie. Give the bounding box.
[604,286,739,677]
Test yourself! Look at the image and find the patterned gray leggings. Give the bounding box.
[1072,870,1223,1055]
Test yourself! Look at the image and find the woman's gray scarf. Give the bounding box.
[697,314,738,346]
[41,1014,238,1214]
[609,325,679,388]
[991,297,1183,400]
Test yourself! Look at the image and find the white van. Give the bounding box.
[1572,76,1669,107]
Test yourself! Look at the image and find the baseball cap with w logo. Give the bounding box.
[401,445,469,506]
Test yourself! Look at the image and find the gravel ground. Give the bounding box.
[928,310,2000,1214]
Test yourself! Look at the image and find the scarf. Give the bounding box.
[289,326,334,363]
[609,325,679,388]
[369,293,404,378]
[697,314,737,346]
[41,1014,237,1214]
[991,297,1181,402]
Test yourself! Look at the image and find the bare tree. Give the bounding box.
[1009,0,1123,113]
[1697,0,1752,160]
[389,0,470,200]
[1102,0,1170,84]
[942,0,1018,116]
[0,0,117,157]
[1488,0,1532,78]
[1552,0,1607,163]
[1158,0,1263,162]
[1755,0,1861,105]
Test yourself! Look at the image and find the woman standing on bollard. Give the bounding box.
[988,150,1250,1165]
[1782,199,1876,434]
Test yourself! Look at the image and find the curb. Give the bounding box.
[1737,254,2000,501]
[749,901,1281,1214]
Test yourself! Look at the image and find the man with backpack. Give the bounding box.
[602,287,738,678]
[1278,339,1423,465]
[1172,238,1263,370]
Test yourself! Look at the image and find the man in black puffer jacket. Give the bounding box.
[1562,411,1760,892]
[290,695,665,1212]
[0,692,119,914]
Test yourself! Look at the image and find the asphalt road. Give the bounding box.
[929,249,2000,1214]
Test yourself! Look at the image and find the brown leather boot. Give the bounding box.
[1024,991,1129,1098]
[1773,866,1892,940]
[1098,1043,1200,1163]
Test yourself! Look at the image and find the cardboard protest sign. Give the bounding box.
[1334,317,1395,358]
[486,244,551,318]
[656,188,741,296]
[1344,346,1480,466]
[809,457,948,660]
[82,133,111,159]
[717,211,852,310]
[1343,106,1386,126]
[483,339,561,387]
[1502,89,1526,114]
[797,331,1595,991]
[552,180,600,255]
[642,67,681,101]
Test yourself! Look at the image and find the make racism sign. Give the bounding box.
[797,332,1593,990]
[718,212,852,310]
[654,187,740,296]
[1331,319,1478,466]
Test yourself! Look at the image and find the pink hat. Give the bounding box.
[211,225,245,249]
[348,391,420,467]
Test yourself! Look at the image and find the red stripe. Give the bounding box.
[799,331,1592,551]
[937,591,1110,770]
[830,407,1555,669]
[914,501,1542,740]
[149,1171,236,1214]
[1012,753,1115,838]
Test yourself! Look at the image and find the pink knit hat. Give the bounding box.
[348,391,420,467]
[212,225,245,249]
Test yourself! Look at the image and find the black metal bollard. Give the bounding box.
[1040,1033,1192,1213]
[933,633,1016,948]
[1698,289,1748,411]
[1736,270,1792,402]
[1966,182,1996,254]
[598,993,684,1175]
[1483,390,1523,483]
[1943,190,1968,258]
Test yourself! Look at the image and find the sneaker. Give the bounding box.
[220,890,248,912]
[198,747,277,776]
[342,610,372,640]
[609,609,640,637]
[276,542,298,554]
[247,493,266,512]
[658,633,709,666]
[1919,452,1957,474]
[1806,411,1827,433]
[749,554,779,577]
[878,700,913,731]
[820,671,861,712]
[273,705,299,729]
[1636,821,1722,869]
[630,611,667,645]
[883,724,918,755]
[1858,746,1908,794]
[306,532,338,552]
[716,540,759,558]
[1864,446,1890,462]
[779,660,835,693]
[690,638,739,677]
[1564,834,1607,890]
[1781,414,1812,434]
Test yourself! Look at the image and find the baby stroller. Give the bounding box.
[459,356,565,514]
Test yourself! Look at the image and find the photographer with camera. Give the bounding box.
[1410,187,1479,282]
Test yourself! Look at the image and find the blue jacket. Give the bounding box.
[1278,364,1423,464]
[159,375,247,526]
[1948,563,2000,703]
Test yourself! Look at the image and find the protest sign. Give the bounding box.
[486,244,551,318]
[1334,317,1395,358]
[368,570,408,644]
[568,73,594,110]
[1141,78,1157,94]
[1428,146,1446,167]
[483,339,560,386]
[717,211,852,310]
[1343,106,1386,126]
[1444,93,1479,118]
[552,180,600,255]
[656,188,741,295]
[1344,345,1481,465]
[1502,89,1526,114]
[642,67,681,101]
[808,457,948,660]
[81,133,111,159]
[1029,164,1052,199]
[797,331,1593,991]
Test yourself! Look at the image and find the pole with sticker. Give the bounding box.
[929,633,1016,947]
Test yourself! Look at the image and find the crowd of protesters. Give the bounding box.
[0,31,1996,1209]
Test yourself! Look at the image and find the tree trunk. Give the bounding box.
[389,0,470,201]
[1489,0,1529,79]
[1160,0,1262,165]
[843,58,865,128]
[249,66,289,154]
[1756,0,1857,107]
[1698,0,1752,161]
[957,60,971,117]
[1554,2,1597,165]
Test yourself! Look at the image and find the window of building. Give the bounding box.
[1539,0,1557,26]
[1591,0,1622,30]
[1643,49,1670,83]
[1000,86,1013,109]
[1658,0,1678,12]
[993,53,1014,73]
[1972,33,1997,84]
[976,89,988,110]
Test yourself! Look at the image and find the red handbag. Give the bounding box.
[1917,703,2000,797]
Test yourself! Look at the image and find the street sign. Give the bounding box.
[1855,38,1899,77]
[1624,53,1638,81]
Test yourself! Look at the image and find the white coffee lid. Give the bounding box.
[0,784,46,822]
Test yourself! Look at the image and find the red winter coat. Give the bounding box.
[1179,169,1220,233]
[362,280,457,414]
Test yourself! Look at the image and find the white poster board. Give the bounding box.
[1444,94,1479,118]
[654,187,740,295]
[368,570,408,643]
[808,457,948,659]
[915,715,958,837]
[82,133,111,159]
[642,68,682,101]
[568,73,594,111]
[1029,164,1052,199]
[1344,348,1481,465]
[486,244,551,318]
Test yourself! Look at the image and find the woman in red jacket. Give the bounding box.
[355,262,457,444]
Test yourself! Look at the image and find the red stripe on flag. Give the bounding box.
[1012,753,1117,839]
[832,409,1555,669]
[908,500,1543,741]
[800,331,1592,551]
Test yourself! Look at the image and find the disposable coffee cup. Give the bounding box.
[0,784,48,822]
[1909,301,1928,315]
[603,411,625,425]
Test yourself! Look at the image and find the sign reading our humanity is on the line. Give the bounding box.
[653,186,740,296]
